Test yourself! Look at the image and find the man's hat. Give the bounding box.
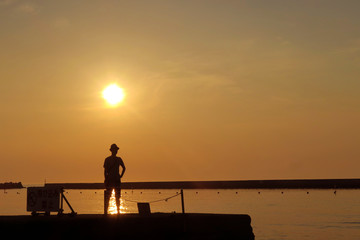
[110,143,119,151]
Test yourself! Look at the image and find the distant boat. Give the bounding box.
[0,182,24,189]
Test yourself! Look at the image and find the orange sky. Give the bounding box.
[1,1,359,183]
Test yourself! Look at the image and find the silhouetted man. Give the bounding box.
[104,143,126,215]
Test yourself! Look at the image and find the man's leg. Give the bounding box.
[115,188,121,214]
[104,188,111,215]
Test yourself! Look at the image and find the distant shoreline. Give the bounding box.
[0,182,24,189]
[45,178,360,190]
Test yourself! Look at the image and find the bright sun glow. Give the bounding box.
[108,189,126,214]
[102,84,125,106]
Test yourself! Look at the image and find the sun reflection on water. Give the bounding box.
[108,189,126,214]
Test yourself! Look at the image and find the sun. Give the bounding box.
[102,84,125,106]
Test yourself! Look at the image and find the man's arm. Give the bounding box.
[120,160,126,178]
[103,159,108,180]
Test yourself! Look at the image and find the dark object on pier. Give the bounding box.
[27,187,76,217]
[137,202,151,216]
[0,213,255,240]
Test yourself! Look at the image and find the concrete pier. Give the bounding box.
[0,213,254,240]
[45,178,360,189]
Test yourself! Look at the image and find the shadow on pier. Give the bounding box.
[0,213,254,240]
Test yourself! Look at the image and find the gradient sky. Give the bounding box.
[1,0,359,183]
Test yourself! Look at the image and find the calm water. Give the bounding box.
[1,188,359,240]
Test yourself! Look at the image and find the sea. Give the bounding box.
[1,188,359,240]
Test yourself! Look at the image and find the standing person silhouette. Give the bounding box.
[104,143,126,215]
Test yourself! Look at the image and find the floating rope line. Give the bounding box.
[122,192,181,204]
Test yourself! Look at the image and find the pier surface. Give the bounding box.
[0,213,254,240]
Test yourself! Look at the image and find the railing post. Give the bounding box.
[104,189,108,215]
[180,189,185,214]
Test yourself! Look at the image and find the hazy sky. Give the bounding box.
[1,0,359,183]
